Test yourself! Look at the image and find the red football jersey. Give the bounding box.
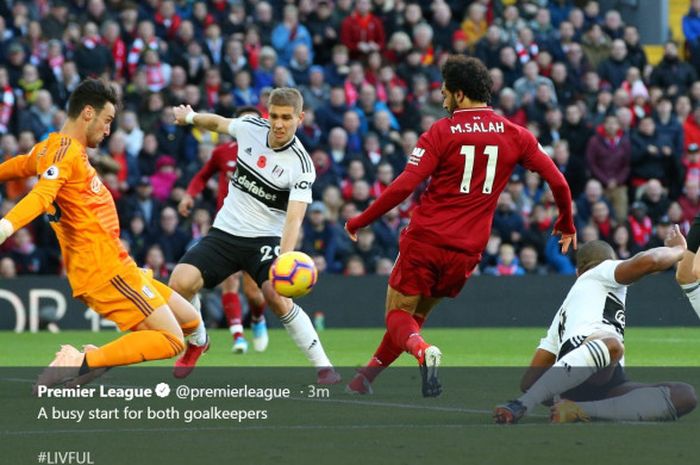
[186,142,239,209]
[402,107,572,253]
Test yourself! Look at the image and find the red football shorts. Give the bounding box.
[388,234,481,298]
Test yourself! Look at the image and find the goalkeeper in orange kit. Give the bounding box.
[0,79,204,388]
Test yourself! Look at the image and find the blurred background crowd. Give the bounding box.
[0,0,698,279]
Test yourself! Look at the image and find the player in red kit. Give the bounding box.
[178,107,269,354]
[345,56,577,397]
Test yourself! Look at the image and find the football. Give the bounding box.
[269,251,318,298]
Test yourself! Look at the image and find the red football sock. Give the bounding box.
[222,292,243,339]
[250,298,266,322]
[386,309,429,363]
[361,331,403,382]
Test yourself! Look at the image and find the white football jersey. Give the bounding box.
[539,260,626,357]
[213,116,315,237]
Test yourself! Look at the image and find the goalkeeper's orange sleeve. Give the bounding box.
[4,149,74,231]
[0,152,37,182]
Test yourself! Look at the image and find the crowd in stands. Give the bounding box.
[0,0,699,279]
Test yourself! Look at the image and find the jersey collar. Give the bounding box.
[452,107,494,113]
[266,133,297,152]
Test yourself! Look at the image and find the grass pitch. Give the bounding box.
[0,327,699,465]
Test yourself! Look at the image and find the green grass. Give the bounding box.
[1,328,699,465]
[1,327,700,366]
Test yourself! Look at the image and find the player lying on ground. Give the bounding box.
[178,106,269,355]
[345,55,576,397]
[494,232,697,424]
[0,79,201,388]
[169,88,339,384]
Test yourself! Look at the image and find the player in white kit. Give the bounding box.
[494,228,696,423]
[167,88,340,384]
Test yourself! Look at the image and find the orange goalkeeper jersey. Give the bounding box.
[0,132,135,296]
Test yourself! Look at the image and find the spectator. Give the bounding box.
[118,176,163,234]
[650,41,697,99]
[10,228,48,275]
[611,224,638,260]
[493,192,525,244]
[630,117,674,189]
[668,201,691,234]
[18,89,55,140]
[576,179,609,224]
[531,7,556,44]
[353,228,382,273]
[622,25,647,72]
[514,60,557,107]
[311,149,342,200]
[654,97,684,162]
[548,20,577,62]
[297,107,323,152]
[485,243,525,276]
[344,254,366,276]
[75,22,113,79]
[339,0,386,59]
[497,5,526,45]
[581,23,610,71]
[586,115,631,223]
[143,244,170,280]
[679,178,700,222]
[590,200,615,243]
[597,39,629,89]
[272,5,313,65]
[461,3,488,52]
[515,27,540,65]
[497,87,527,127]
[302,201,343,273]
[0,256,16,278]
[300,66,330,112]
[627,201,652,248]
[553,140,586,199]
[646,215,674,249]
[602,9,624,40]
[520,245,548,275]
[432,2,460,55]
[683,0,700,71]
[639,179,671,223]
[684,105,700,151]
[155,206,191,267]
[307,0,339,65]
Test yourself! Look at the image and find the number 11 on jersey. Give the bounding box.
[459,145,499,194]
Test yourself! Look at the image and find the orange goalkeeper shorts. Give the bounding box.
[79,267,174,331]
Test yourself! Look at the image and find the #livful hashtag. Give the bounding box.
[37,452,47,463]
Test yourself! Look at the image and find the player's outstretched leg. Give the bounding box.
[221,273,248,354]
[347,313,429,395]
[169,264,210,378]
[551,382,697,422]
[386,309,441,397]
[36,306,186,389]
[244,272,268,352]
[263,282,340,384]
[495,336,621,424]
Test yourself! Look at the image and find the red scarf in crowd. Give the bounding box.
[628,215,652,246]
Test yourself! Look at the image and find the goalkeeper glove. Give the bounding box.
[0,218,14,245]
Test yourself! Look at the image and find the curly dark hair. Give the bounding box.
[67,79,119,119]
[441,55,492,104]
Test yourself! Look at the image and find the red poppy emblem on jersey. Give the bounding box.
[257,156,267,168]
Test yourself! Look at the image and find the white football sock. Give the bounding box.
[230,324,244,336]
[188,294,208,346]
[681,282,700,319]
[280,304,331,368]
[519,339,611,412]
[576,386,677,421]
